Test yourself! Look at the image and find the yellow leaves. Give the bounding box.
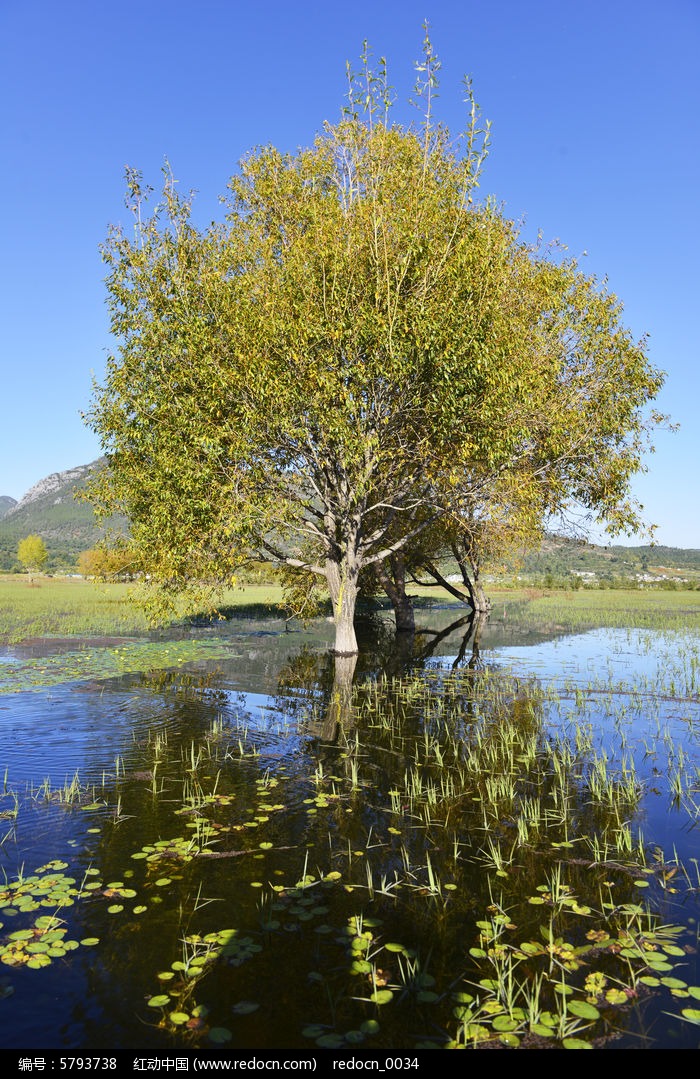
[17,535,48,575]
[85,45,666,631]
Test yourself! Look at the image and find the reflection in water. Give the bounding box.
[0,613,697,1050]
[319,651,358,742]
[278,613,488,743]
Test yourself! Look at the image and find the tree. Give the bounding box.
[372,244,671,626]
[77,543,137,581]
[17,535,48,582]
[85,36,664,654]
[379,469,544,622]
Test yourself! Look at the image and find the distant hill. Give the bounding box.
[1,460,697,580]
[512,536,700,580]
[0,496,17,520]
[0,460,128,572]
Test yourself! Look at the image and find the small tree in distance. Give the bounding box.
[17,535,48,584]
[77,544,137,581]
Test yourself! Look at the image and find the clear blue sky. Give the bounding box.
[1,0,698,547]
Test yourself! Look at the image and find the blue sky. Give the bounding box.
[1,0,698,547]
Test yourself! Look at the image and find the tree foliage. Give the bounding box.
[17,534,48,581]
[77,543,137,581]
[85,35,665,651]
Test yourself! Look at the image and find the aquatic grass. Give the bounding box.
[457,877,695,1048]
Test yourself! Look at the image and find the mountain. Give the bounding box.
[0,460,128,572]
[1,459,697,579]
[0,496,17,520]
[511,535,700,580]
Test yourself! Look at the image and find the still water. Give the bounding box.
[0,611,698,1050]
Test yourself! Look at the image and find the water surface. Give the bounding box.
[0,610,698,1051]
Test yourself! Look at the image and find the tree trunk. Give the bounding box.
[393,589,415,633]
[418,558,473,607]
[451,542,491,613]
[472,575,490,615]
[326,558,360,655]
[376,555,415,633]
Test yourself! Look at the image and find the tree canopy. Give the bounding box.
[17,535,48,581]
[77,543,136,581]
[85,37,665,653]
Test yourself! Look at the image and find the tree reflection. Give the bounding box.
[276,609,493,743]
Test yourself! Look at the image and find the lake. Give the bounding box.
[0,605,698,1051]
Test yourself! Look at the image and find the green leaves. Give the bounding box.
[86,41,665,653]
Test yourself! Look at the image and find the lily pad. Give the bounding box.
[316,1034,345,1048]
[567,1000,600,1020]
[27,954,51,969]
[232,1001,259,1015]
[209,1027,233,1043]
[302,1025,327,1039]
[492,1015,518,1031]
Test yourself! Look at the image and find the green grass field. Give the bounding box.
[496,585,700,631]
[0,576,288,643]
[1,575,698,644]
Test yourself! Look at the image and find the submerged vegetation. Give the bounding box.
[0,638,236,695]
[0,588,698,1049]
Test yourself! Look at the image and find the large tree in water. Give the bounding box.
[86,36,664,653]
